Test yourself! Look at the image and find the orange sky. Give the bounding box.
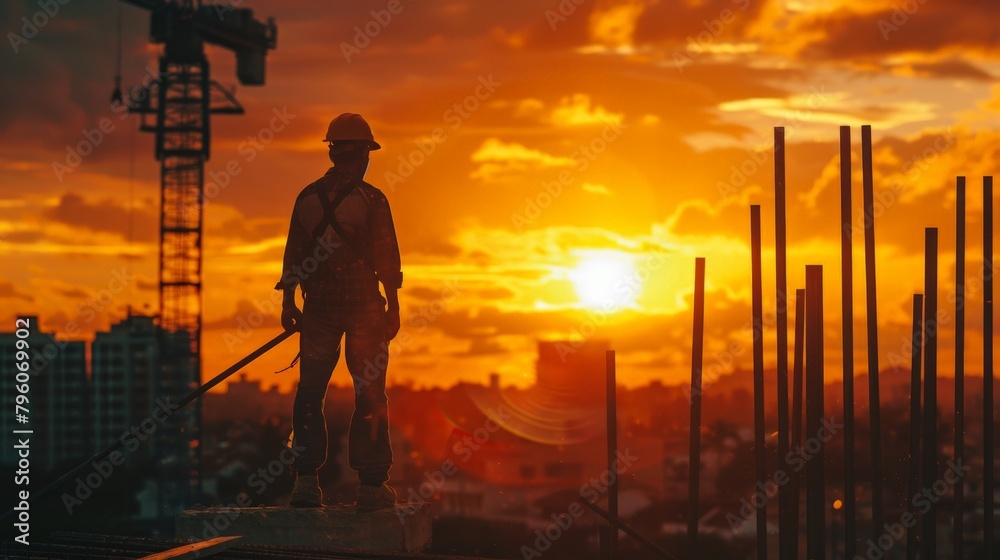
[1,0,998,392]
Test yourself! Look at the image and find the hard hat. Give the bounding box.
[322,113,381,150]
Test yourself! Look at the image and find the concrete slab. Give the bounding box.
[175,502,432,553]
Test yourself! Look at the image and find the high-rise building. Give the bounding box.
[0,316,88,470]
[91,313,158,462]
[91,312,200,511]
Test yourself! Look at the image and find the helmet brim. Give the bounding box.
[323,140,381,151]
[325,140,381,153]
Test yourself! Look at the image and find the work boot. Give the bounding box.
[290,474,322,508]
[356,483,397,512]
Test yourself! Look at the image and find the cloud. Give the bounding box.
[1,230,44,244]
[514,97,545,117]
[471,138,574,166]
[43,192,157,241]
[450,337,510,357]
[406,286,450,302]
[0,1,152,155]
[665,186,761,239]
[477,286,518,300]
[790,0,1000,62]
[522,0,769,53]
[4,0,997,390]
[202,298,283,332]
[586,1,649,50]
[469,138,575,181]
[581,182,611,195]
[980,85,1000,113]
[549,93,624,126]
[0,280,33,302]
[52,285,89,299]
[900,59,994,81]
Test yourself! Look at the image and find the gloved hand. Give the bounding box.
[385,306,400,342]
[281,302,303,332]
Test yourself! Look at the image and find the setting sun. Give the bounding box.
[568,251,640,310]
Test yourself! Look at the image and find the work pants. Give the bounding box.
[291,301,391,486]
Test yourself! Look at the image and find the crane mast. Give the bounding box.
[116,0,276,508]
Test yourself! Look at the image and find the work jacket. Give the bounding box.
[275,167,402,312]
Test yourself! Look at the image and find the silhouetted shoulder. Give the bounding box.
[356,180,390,205]
[293,179,325,203]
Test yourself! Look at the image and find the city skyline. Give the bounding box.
[2,313,995,556]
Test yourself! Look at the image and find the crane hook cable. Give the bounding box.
[1,328,297,521]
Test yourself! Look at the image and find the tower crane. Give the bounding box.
[112,0,276,507]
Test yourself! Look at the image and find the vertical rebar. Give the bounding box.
[606,349,618,559]
[791,287,806,558]
[750,205,768,560]
[861,124,885,538]
[688,257,706,560]
[954,177,966,559]
[838,125,857,559]
[775,126,793,560]
[921,228,939,560]
[805,265,825,560]
[984,176,994,560]
[906,294,923,560]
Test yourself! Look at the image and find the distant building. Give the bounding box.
[535,338,610,406]
[91,313,159,460]
[0,316,88,470]
[423,339,639,523]
[91,312,199,510]
[202,372,292,425]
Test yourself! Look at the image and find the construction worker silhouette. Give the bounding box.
[275,113,402,510]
